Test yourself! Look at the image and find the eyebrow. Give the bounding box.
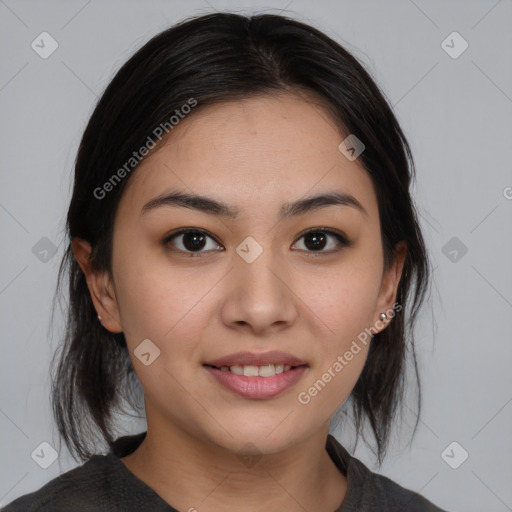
[140,189,368,219]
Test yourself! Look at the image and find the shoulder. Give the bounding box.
[349,462,449,511]
[1,433,158,512]
[1,455,119,512]
[326,434,450,512]
[2,433,173,512]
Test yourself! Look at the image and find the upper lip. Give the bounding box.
[204,351,307,367]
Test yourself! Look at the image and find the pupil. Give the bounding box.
[183,231,206,251]
[180,231,327,252]
[305,232,326,251]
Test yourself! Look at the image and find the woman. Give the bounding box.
[2,12,448,512]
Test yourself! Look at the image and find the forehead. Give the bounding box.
[117,93,378,221]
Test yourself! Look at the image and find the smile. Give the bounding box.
[203,363,308,399]
[207,363,293,377]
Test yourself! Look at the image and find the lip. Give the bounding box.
[203,350,307,367]
[204,365,308,399]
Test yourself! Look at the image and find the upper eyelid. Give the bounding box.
[165,228,221,244]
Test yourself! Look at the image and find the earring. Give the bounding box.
[379,313,387,321]
[98,315,102,322]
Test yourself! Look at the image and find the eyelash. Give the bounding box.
[162,227,351,257]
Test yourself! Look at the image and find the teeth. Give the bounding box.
[243,365,259,377]
[230,365,244,375]
[217,364,294,377]
[258,364,276,377]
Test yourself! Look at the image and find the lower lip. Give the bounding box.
[203,365,308,399]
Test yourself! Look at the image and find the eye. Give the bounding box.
[163,228,223,256]
[292,228,350,254]
[163,227,350,257]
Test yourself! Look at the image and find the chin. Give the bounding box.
[198,413,315,456]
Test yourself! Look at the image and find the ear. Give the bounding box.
[71,237,123,333]
[373,241,407,333]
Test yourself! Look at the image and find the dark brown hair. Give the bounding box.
[50,12,431,465]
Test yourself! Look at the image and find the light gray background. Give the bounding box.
[1,1,511,511]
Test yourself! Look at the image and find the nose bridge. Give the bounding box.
[234,236,285,297]
[225,234,297,330]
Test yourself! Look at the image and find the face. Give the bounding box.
[75,93,405,455]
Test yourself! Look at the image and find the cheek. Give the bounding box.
[294,257,382,335]
[114,264,209,401]
[296,272,374,411]
[112,251,212,350]
[291,255,380,404]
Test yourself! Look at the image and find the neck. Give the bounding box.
[120,420,347,512]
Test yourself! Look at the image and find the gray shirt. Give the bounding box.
[2,432,450,511]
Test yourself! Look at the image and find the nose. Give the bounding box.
[220,245,298,335]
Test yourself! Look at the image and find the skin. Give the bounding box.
[72,92,406,512]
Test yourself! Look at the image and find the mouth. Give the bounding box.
[203,363,300,377]
[203,350,307,368]
[203,351,308,399]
